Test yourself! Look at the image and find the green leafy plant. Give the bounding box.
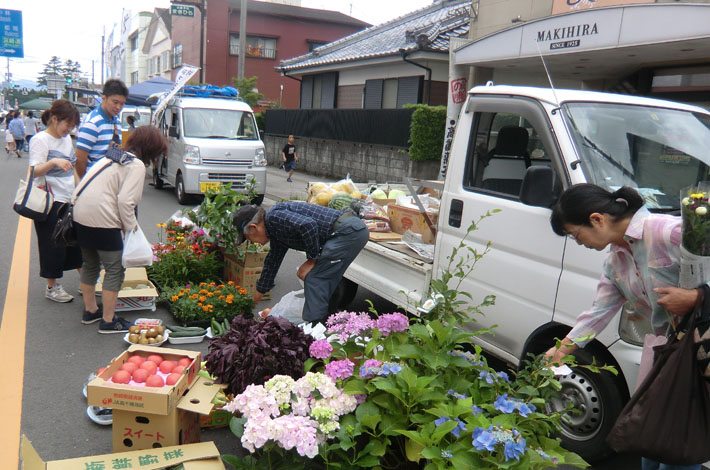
[232,76,265,108]
[406,104,446,162]
[188,182,257,254]
[161,281,254,324]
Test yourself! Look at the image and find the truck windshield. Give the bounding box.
[562,102,710,210]
[183,108,258,140]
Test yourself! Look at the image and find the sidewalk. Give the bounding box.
[263,164,335,205]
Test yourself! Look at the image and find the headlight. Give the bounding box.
[184,145,200,164]
[253,148,267,167]
[618,304,653,346]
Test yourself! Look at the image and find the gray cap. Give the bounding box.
[233,204,260,245]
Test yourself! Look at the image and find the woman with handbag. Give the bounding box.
[544,184,704,470]
[29,99,82,303]
[73,126,167,334]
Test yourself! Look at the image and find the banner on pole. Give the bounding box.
[151,64,200,125]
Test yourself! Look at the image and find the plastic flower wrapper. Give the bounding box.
[680,183,710,288]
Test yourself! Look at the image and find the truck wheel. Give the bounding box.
[546,347,626,463]
[152,167,164,189]
[175,173,191,205]
[328,278,358,314]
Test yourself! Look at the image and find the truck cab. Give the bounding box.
[153,95,267,205]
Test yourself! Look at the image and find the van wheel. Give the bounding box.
[328,278,358,314]
[175,173,191,205]
[546,347,626,463]
[153,168,164,189]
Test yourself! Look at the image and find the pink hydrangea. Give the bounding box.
[326,311,376,340]
[325,358,355,381]
[309,339,333,359]
[376,313,409,337]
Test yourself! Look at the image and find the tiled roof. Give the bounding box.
[228,0,370,27]
[279,0,471,72]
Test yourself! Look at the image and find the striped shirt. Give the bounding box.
[257,201,343,293]
[568,207,689,347]
[76,106,121,169]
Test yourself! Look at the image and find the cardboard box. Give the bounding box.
[112,376,222,452]
[200,408,233,428]
[21,436,225,470]
[224,259,271,300]
[87,345,202,415]
[96,267,159,312]
[387,204,439,244]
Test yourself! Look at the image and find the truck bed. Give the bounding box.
[343,239,433,313]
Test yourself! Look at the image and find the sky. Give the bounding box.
[0,0,434,86]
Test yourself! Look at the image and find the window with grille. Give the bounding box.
[229,34,277,59]
[172,44,183,68]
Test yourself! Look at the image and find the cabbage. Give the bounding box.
[371,189,388,199]
[388,189,407,200]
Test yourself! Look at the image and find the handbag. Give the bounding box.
[693,286,710,381]
[51,161,113,247]
[122,225,153,268]
[13,166,54,221]
[606,288,710,465]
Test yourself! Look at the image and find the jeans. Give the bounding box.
[641,457,701,470]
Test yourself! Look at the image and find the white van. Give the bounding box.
[153,95,267,204]
[119,106,152,131]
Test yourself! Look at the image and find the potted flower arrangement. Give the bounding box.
[680,184,710,288]
[219,215,609,469]
[148,220,222,290]
[161,281,254,326]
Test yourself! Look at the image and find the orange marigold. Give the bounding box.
[218,284,225,289]
[226,299,233,304]
[199,282,207,287]
[199,296,207,302]
[219,295,225,300]
[202,306,209,311]
[191,294,199,300]
[207,292,214,297]
[227,281,234,285]
[198,302,203,307]
[171,296,179,302]
[199,289,208,295]
[239,288,247,296]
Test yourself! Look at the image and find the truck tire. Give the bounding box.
[153,167,164,189]
[175,173,191,205]
[327,278,358,314]
[546,347,626,463]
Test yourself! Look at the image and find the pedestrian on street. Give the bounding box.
[126,115,136,130]
[29,99,83,303]
[544,184,704,470]
[5,114,15,154]
[282,134,298,182]
[23,110,40,148]
[233,201,368,324]
[8,110,26,158]
[75,78,128,178]
[73,126,168,334]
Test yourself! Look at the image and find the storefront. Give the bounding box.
[454,3,710,108]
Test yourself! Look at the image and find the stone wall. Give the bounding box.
[265,135,441,183]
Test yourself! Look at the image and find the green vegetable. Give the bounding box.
[328,193,353,211]
[222,318,230,334]
[166,325,207,333]
[169,328,207,338]
[211,318,222,336]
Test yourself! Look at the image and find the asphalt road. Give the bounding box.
[0,155,646,468]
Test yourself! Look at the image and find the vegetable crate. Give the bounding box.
[223,256,271,301]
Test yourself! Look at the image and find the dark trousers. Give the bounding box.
[34,201,83,279]
[301,217,368,323]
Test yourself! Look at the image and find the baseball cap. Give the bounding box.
[233,204,260,245]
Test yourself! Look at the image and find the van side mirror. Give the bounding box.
[168,126,179,138]
[519,166,560,208]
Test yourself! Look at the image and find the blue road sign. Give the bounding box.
[0,9,23,58]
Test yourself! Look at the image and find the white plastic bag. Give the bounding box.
[122,226,154,268]
[267,289,306,325]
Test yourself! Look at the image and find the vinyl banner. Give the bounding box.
[552,0,653,15]
[151,64,199,125]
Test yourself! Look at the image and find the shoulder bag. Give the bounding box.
[52,161,113,247]
[13,166,54,221]
[606,285,710,465]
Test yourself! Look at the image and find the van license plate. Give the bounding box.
[200,182,222,193]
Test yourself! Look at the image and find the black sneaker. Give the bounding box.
[81,305,103,324]
[98,316,133,334]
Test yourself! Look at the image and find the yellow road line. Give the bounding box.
[0,216,32,467]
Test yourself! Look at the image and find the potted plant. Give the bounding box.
[161,281,254,326]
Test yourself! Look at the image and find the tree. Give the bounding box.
[37,56,64,87]
[231,76,264,108]
[62,59,82,84]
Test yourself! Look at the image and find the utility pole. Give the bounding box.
[200,0,207,83]
[238,0,247,80]
[92,60,95,85]
[101,26,105,84]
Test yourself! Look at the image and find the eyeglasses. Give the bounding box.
[567,229,580,241]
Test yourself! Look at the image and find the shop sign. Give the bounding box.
[171,0,204,8]
[450,78,467,105]
[171,5,195,17]
[552,0,654,15]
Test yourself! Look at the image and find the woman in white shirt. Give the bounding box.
[29,99,82,303]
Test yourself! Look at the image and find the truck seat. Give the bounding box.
[482,125,531,195]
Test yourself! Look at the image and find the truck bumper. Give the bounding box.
[182,165,267,195]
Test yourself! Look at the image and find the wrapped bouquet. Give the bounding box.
[680,184,710,288]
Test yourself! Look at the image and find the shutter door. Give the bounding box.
[320,72,338,109]
[300,75,313,109]
[364,79,383,109]
[396,75,423,108]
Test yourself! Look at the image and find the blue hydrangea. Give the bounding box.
[451,418,467,438]
[447,389,468,400]
[479,370,497,384]
[380,363,402,376]
[441,449,453,459]
[472,425,497,452]
[494,394,517,414]
[496,371,510,382]
[517,402,536,417]
[434,416,450,427]
[503,433,527,461]
[471,405,483,416]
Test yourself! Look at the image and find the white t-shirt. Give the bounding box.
[29,131,76,203]
[23,116,39,136]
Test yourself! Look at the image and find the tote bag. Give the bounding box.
[13,166,53,221]
[606,294,710,465]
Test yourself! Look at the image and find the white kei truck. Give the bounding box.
[329,85,710,462]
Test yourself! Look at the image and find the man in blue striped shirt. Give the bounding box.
[75,79,128,177]
[234,201,369,323]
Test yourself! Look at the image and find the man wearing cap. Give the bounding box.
[233,201,369,323]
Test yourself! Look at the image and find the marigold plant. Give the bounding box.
[161,281,254,323]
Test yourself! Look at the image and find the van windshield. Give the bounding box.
[182,108,258,140]
[562,102,710,210]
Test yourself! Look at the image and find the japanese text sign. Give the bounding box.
[0,9,23,58]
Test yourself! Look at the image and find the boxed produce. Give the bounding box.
[224,261,271,300]
[21,436,226,470]
[387,204,439,244]
[96,267,159,312]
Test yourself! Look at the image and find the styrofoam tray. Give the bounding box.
[123,329,169,347]
[167,332,206,344]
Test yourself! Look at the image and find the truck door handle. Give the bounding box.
[449,199,463,228]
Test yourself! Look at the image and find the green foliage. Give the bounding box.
[232,76,265,108]
[255,111,265,133]
[188,182,257,254]
[406,104,446,162]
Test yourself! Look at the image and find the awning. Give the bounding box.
[126,76,174,106]
[454,3,710,82]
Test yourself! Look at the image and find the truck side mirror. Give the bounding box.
[168,126,179,138]
[519,166,560,208]
[259,130,265,141]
